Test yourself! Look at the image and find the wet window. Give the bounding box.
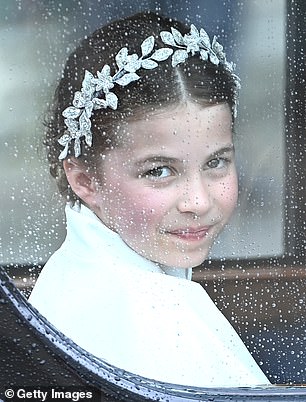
[1,0,305,398]
[0,0,289,264]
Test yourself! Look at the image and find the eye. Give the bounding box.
[143,166,173,179]
[206,157,230,170]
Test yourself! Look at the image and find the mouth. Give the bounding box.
[166,227,211,241]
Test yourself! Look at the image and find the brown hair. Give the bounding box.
[44,11,239,203]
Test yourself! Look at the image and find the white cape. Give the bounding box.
[29,204,269,387]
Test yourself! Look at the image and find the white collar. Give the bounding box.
[30,203,269,387]
[66,204,192,281]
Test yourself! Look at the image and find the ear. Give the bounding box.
[63,158,98,207]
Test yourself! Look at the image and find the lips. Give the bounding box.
[167,227,211,241]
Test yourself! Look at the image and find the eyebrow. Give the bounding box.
[135,156,180,166]
[134,145,235,166]
[209,145,235,158]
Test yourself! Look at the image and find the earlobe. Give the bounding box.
[63,158,98,206]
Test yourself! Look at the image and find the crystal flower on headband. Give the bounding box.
[58,24,240,160]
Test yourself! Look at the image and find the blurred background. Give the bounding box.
[0,0,286,265]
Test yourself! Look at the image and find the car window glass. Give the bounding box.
[1,0,305,393]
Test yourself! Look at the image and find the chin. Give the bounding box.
[160,251,208,270]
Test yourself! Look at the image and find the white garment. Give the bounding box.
[29,204,269,387]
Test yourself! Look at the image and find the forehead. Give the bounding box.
[117,102,233,154]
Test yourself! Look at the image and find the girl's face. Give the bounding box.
[92,102,238,268]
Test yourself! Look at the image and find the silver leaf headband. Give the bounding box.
[59,24,240,160]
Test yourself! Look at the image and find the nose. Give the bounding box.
[177,174,212,216]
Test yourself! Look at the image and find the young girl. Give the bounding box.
[29,11,269,387]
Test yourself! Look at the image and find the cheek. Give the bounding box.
[215,174,238,215]
[113,185,170,232]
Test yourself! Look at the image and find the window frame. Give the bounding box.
[284,0,306,257]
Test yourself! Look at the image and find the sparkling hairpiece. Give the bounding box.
[59,24,240,159]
